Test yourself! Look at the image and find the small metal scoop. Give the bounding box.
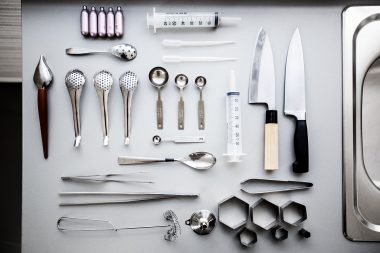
[185,210,216,235]
[195,76,206,130]
[149,67,169,129]
[65,69,86,147]
[152,135,205,145]
[119,71,138,145]
[94,70,113,146]
[175,74,188,130]
[66,44,137,61]
[118,151,216,170]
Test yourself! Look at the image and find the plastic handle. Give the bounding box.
[38,88,48,159]
[293,120,309,173]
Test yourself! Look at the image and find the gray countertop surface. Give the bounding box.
[22,0,380,252]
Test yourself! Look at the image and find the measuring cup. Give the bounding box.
[149,67,169,129]
[175,74,188,130]
[195,76,206,130]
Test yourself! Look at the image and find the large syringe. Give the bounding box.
[223,70,246,163]
[147,8,241,33]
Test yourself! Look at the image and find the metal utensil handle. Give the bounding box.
[157,89,163,129]
[66,47,108,55]
[68,88,82,147]
[174,136,205,143]
[178,99,184,130]
[198,99,205,130]
[38,88,48,159]
[118,156,174,165]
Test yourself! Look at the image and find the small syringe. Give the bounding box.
[223,70,246,163]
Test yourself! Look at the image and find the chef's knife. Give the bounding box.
[284,28,308,173]
[249,28,278,171]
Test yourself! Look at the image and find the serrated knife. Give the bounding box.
[284,28,308,173]
[249,28,278,171]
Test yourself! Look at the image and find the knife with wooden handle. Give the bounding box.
[249,28,278,171]
[284,28,309,173]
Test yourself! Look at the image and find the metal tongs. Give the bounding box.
[59,191,199,206]
[240,178,313,194]
[61,172,153,184]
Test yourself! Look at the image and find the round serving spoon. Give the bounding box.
[66,44,137,61]
[118,151,216,170]
[149,67,169,129]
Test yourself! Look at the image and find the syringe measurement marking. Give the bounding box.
[163,16,214,27]
[228,96,241,146]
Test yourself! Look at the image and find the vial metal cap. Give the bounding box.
[108,7,113,12]
[91,6,96,11]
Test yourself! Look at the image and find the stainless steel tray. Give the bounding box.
[343,5,380,241]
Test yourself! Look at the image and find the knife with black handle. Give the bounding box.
[284,28,309,173]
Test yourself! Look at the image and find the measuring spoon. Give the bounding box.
[195,76,207,130]
[175,74,188,130]
[118,151,216,170]
[149,67,169,129]
[152,135,205,145]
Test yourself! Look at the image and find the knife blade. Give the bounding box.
[249,28,278,171]
[284,28,308,173]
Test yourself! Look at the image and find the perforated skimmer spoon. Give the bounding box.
[94,70,113,146]
[119,71,138,145]
[118,151,216,170]
[65,69,86,147]
[66,44,137,61]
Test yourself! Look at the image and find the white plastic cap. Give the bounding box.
[223,153,246,163]
[146,7,157,32]
[219,17,242,26]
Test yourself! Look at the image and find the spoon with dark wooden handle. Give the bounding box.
[33,55,53,159]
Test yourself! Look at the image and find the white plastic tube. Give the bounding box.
[162,55,237,63]
[162,40,235,47]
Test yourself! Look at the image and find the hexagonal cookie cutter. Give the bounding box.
[280,201,307,226]
[271,226,288,241]
[238,227,257,247]
[218,195,249,229]
[251,198,279,230]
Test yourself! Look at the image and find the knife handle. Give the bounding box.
[264,110,278,170]
[38,88,48,159]
[293,119,308,173]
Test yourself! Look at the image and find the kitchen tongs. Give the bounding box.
[240,178,313,194]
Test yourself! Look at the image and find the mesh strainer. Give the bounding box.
[119,71,138,145]
[65,69,86,147]
[93,70,113,146]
